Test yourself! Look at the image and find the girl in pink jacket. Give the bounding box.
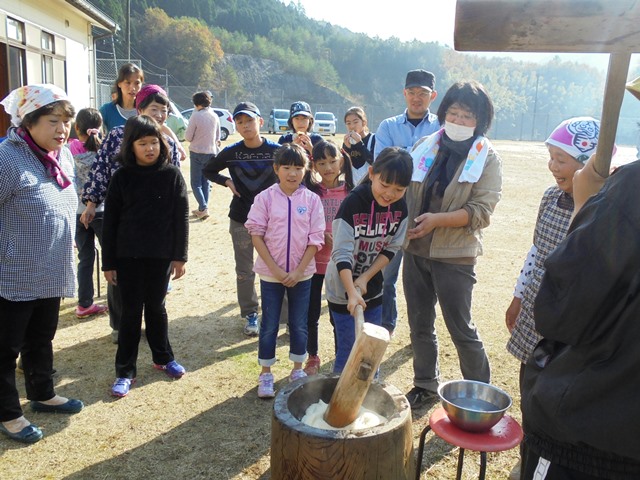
[302,140,354,375]
[245,143,325,398]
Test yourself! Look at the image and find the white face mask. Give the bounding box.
[444,121,475,142]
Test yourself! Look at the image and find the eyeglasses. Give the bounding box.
[445,109,476,122]
[405,89,432,99]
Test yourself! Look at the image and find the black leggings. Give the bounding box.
[114,258,174,378]
[306,273,336,356]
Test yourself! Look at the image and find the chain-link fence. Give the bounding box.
[96,59,639,144]
[96,58,195,112]
[490,113,639,145]
[95,60,380,133]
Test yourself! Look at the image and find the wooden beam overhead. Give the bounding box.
[454,0,640,53]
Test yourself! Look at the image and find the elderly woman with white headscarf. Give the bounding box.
[0,84,84,444]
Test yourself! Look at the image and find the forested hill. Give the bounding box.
[95,0,314,38]
[90,0,640,142]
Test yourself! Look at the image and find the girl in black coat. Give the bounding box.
[102,115,189,398]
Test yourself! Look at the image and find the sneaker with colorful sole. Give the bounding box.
[111,377,135,397]
[303,355,321,376]
[75,303,108,319]
[154,360,186,379]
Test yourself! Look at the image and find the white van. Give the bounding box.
[313,111,337,136]
[267,109,290,134]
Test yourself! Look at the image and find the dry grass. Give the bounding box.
[1,136,629,479]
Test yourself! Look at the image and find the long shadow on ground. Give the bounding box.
[63,387,275,480]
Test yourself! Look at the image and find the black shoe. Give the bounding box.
[406,386,438,409]
[30,398,84,414]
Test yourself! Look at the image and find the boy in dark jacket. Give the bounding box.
[203,102,280,336]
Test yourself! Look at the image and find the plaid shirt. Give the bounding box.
[507,186,574,363]
[0,129,77,301]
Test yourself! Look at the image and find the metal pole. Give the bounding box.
[128,0,132,62]
[531,73,539,141]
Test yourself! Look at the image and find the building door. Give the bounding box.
[0,43,9,135]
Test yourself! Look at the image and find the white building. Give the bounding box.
[0,0,117,133]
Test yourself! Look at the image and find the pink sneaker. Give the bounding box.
[75,304,108,319]
[303,355,321,376]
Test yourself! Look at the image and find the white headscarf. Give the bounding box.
[0,83,69,127]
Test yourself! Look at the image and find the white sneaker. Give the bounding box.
[289,368,307,383]
[258,373,275,398]
[193,209,209,220]
[243,313,259,336]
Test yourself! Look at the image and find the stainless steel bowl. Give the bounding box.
[438,380,512,433]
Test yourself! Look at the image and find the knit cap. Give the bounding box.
[135,84,168,110]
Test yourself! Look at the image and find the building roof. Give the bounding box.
[65,0,118,33]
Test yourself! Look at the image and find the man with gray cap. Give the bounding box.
[374,69,441,336]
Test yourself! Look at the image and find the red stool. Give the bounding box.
[415,407,523,480]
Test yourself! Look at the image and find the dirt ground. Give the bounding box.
[0,136,634,479]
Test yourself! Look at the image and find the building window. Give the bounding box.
[8,46,26,90]
[42,55,54,83]
[41,31,54,53]
[7,17,25,43]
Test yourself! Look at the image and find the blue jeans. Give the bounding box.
[382,250,403,333]
[189,152,211,211]
[331,304,382,373]
[258,279,311,366]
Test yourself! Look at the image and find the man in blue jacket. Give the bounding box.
[374,69,441,336]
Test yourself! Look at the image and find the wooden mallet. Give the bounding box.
[323,304,391,428]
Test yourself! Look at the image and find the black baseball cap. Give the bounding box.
[233,101,261,119]
[405,69,436,91]
[289,101,312,118]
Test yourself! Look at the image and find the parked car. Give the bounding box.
[267,108,290,134]
[312,111,337,136]
[181,107,236,141]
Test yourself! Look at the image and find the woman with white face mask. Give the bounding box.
[402,81,503,410]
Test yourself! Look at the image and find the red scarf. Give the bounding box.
[17,127,71,189]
